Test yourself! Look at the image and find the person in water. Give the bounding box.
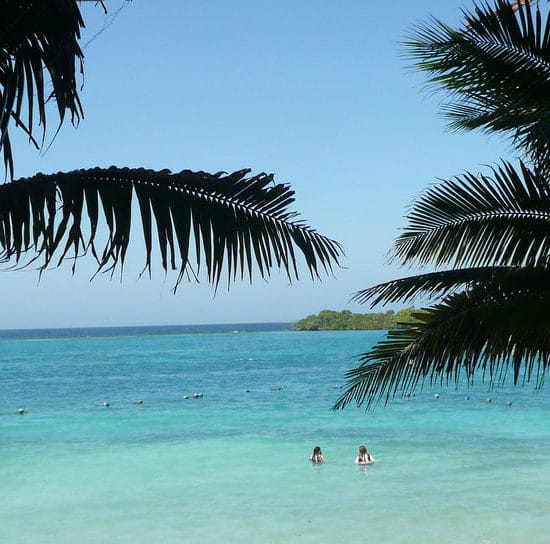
[356,445,375,464]
[310,446,325,463]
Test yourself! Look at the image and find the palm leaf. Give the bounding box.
[0,1,85,178]
[335,281,550,410]
[391,160,550,268]
[352,265,528,307]
[404,0,550,166]
[0,167,343,289]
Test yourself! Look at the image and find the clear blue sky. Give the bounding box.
[1,0,515,329]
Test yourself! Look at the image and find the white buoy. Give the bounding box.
[182,395,189,400]
[434,394,440,400]
[17,408,25,415]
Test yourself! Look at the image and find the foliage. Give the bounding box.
[0,0,84,179]
[335,0,550,411]
[0,1,342,289]
[293,308,421,331]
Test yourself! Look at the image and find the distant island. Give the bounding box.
[293,308,421,331]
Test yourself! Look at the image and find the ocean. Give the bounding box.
[1,324,549,543]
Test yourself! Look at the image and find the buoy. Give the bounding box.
[135,400,143,405]
[17,408,25,415]
[193,393,203,398]
[434,394,440,400]
[100,401,110,407]
[182,395,189,400]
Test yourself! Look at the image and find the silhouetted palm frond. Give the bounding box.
[352,265,531,307]
[341,0,550,411]
[391,161,550,268]
[0,167,343,289]
[336,281,550,410]
[405,0,550,167]
[0,1,85,179]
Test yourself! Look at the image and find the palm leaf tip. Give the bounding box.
[0,167,343,289]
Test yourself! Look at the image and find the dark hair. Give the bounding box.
[313,446,322,456]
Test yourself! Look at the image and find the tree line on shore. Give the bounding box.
[293,308,420,331]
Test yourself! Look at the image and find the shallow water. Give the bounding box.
[1,325,549,543]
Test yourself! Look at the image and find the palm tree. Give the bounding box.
[0,1,342,290]
[335,0,550,410]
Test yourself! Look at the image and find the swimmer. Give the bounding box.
[310,446,325,463]
[505,401,512,407]
[356,445,376,464]
[99,401,110,407]
[244,389,251,393]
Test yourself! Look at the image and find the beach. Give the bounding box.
[2,325,549,543]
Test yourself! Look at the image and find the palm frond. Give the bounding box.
[0,1,85,178]
[404,0,550,165]
[392,160,550,268]
[352,265,525,307]
[0,167,343,289]
[335,283,550,410]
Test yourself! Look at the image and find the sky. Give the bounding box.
[1,0,517,329]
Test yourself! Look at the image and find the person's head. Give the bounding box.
[359,445,367,454]
[313,446,322,456]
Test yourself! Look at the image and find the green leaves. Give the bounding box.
[0,167,342,289]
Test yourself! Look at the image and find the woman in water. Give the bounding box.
[356,445,375,464]
[310,446,325,463]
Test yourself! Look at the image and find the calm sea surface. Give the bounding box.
[1,324,549,543]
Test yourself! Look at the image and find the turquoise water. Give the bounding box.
[1,325,549,544]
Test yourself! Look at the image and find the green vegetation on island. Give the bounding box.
[293,308,420,331]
